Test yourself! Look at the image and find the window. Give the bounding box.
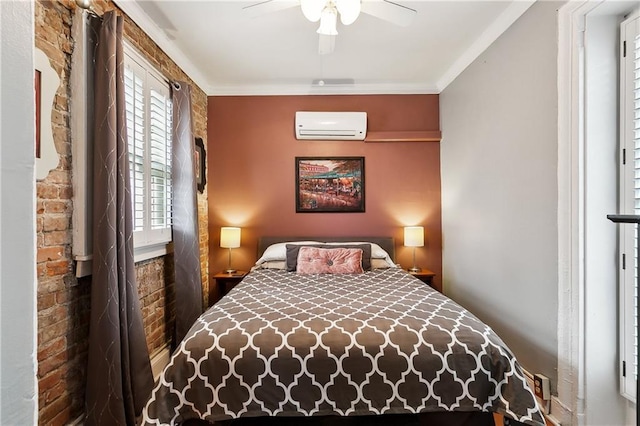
[619,9,640,402]
[124,45,173,260]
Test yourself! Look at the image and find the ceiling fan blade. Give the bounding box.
[318,34,336,55]
[242,0,299,19]
[360,0,417,27]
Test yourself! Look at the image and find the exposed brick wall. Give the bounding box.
[137,255,176,356]
[34,1,209,424]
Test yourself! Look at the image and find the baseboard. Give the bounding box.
[522,369,566,425]
[151,345,171,380]
[549,396,572,426]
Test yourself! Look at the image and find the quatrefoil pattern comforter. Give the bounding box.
[142,268,545,426]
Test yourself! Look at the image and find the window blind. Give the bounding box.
[124,66,145,233]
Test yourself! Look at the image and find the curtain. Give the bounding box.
[171,82,203,345]
[85,11,154,425]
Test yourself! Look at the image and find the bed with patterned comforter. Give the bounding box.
[142,266,544,426]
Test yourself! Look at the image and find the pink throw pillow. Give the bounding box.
[296,247,364,274]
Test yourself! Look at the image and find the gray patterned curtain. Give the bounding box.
[171,82,203,345]
[85,11,153,425]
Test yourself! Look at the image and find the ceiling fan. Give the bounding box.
[242,0,417,55]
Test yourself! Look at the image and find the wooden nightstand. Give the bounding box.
[408,269,437,290]
[209,271,247,306]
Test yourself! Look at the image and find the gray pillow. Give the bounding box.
[285,244,372,272]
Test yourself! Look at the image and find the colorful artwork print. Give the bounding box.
[295,157,365,213]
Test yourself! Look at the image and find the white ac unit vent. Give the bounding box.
[295,111,367,140]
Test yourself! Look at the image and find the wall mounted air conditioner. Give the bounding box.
[295,111,367,140]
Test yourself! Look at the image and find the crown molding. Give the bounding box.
[113,0,210,93]
[206,82,440,96]
[436,0,536,91]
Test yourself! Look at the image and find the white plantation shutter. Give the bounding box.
[123,45,172,258]
[124,65,145,232]
[149,83,172,232]
[620,10,640,401]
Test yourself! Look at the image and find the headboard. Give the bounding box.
[257,236,395,262]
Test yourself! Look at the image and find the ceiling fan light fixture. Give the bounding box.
[335,0,360,25]
[301,0,325,22]
[317,6,338,36]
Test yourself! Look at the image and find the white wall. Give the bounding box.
[0,0,38,424]
[440,1,559,385]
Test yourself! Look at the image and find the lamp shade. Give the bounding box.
[220,227,241,249]
[404,226,424,247]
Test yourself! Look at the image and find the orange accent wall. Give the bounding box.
[207,95,442,290]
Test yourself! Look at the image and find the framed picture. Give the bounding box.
[295,156,365,213]
[194,137,206,193]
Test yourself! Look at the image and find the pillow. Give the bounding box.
[324,242,394,264]
[370,258,397,269]
[251,260,286,270]
[286,243,371,271]
[296,247,364,274]
[255,241,322,265]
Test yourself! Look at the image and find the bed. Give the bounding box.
[142,237,545,426]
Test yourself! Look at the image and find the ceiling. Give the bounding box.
[115,0,536,96]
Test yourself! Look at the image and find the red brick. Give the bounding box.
[39,305,68,328]
[38,318,69,347]
[43,215,69,231]
[38,277,65,294]
[46,170,70,186]
[37,183,59,199]
[48,404,72,426]
[46,260,70,276]
[43,200,69,214]
[38,336,66,364]
[37,262,47,279]
[58,185,72,199]
[38,361,66,392]
[37,246,64,263]
[38,293,56,311]
[44,230,70,246]
[38,348,68,377]
[38,391,70,426]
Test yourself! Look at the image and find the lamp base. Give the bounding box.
[225,269,237,274]
[408,267,421,273]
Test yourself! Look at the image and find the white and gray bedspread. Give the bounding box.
[142,268,545,425]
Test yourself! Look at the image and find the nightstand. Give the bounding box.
[408,269,437,290]
[209,271,247,306]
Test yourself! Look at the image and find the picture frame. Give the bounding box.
[194,137,206,193]
[295,156,365,213]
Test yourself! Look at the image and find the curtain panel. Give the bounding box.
[171,82,203,345]
[85,11,153,425]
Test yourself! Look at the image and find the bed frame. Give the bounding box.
[257,236,396,262]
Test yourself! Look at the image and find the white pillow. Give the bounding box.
[255,241,322,265]
[251,260,286,271]
[370,258,398,269]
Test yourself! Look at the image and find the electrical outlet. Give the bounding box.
[533,374,550,401]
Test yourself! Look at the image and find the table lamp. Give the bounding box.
[220,227,241,273]
[404,226,424,273]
